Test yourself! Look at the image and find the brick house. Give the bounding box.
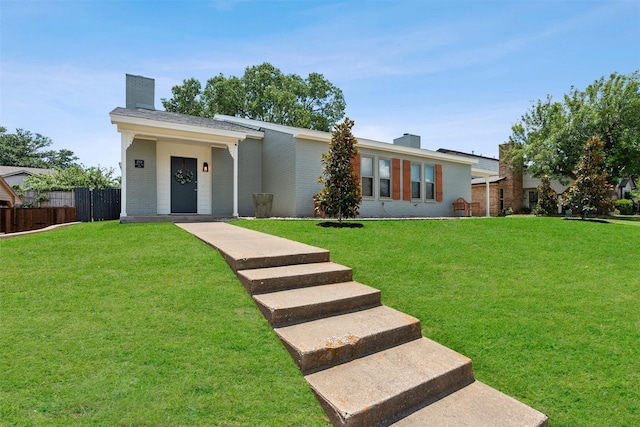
[441,145,571,216]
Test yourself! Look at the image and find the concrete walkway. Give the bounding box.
[177,222,548,427]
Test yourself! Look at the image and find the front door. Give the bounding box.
[171,156,197,213]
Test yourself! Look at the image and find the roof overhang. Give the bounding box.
[471,167,497,178]
[110,111,264,146]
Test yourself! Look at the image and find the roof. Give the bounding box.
[0,166,56,177]
[437,148,497,162]
[471,175,506,185]
[110,107,261,134]
[215,114,479,166]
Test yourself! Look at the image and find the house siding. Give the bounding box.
[261,129,297,216]
[294,138,326,216]
[239,140,263,215]
[126,139,157,216]
[211,147,233,215]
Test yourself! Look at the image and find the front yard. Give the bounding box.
[1,217,638,426]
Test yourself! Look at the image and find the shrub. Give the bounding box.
[615,199,634,215]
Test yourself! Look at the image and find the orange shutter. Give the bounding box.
[403,160,411,200]
[352,153,361,177]
[435,164,443,202]
[392,158,401,200]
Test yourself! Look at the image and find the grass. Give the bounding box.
[237,217,640,426]
[1,222,329,426]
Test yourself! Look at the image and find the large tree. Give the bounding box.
[22,165,120,191]
[316,118,362,224]
[506,71,640,184]
[161,63,346,132]
[0,126,79,168]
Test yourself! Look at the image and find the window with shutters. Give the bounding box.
[425,165,435,200]
[379,159,391,198]
[361,156,374,197]
[411,163,421,199]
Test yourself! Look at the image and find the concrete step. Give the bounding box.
[253,281,382,327]
[390,380,548,426]
[304,337,475,427]
[237,262,352,295]
[275,305,422,374]
[177,222,329,271]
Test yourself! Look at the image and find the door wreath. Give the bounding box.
[174,161,194,185]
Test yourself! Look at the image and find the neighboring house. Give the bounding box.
[111,74,484,220]
[0,166,55,188]
[616,178,637,200]
[0,176,22,207]
[441,145,571,216]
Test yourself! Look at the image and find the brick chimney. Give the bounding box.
[499,143,524,212]
[125,74,155,110]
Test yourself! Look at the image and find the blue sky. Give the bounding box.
[1,0,638,172]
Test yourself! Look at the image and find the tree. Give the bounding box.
[532,175,558,216]
[316,118,362,224]
[563,137,614,219]
[506,70,640,184]
[0,126,79,168]
[22,165,120,192]
[161,63,346,132]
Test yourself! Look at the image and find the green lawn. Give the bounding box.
[1,222,329,426]
[237,217,640,426]
[2,218,639,426]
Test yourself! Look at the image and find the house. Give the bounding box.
[0,166,55,188]
[616,178,637,200]
[440,145,572,216]
[0,176,22,207]
[111,74,489,221]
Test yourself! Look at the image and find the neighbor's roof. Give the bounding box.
[0,166,55,177]
[0,176,22,206]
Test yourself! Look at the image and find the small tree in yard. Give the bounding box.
[533,175,558,216]
[564,136,614,218]
[316,118,362,225]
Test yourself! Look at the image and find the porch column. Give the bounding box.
[485,177,490,217]
[120,132,135,218]
[228,142,239,217]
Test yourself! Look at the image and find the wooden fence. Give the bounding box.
[0,207,76,234]
[20,190,75,207]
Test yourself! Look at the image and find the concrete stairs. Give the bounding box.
[178,223,548,427]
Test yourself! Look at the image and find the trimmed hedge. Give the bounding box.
[615,199,634,215]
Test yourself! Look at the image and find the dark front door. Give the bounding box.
[171,156,197,213]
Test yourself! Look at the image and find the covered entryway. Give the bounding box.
[171,156,198,213]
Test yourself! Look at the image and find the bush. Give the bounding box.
[615,199,634,215]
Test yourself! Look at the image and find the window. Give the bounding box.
[411,163,421,199]
[528,191,538,209]
[424,165,435,200]
[361,156,373,197]
[379,159,391,198]
[499,188,505,211]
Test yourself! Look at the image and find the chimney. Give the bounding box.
[126,74,155,110]
[393,133,420,149]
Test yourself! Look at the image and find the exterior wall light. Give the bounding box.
[203,162,209,172]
